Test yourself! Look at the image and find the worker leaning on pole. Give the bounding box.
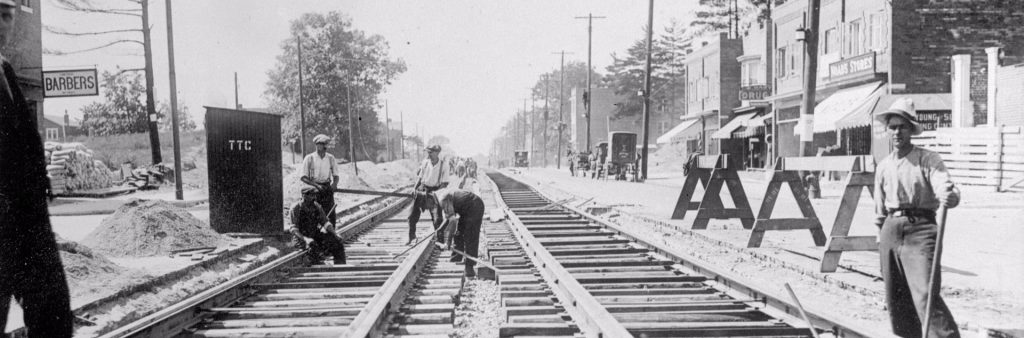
[407,144,448,245]
[302,134,339,226]
[873,98,961,338]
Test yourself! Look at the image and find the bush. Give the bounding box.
[68,131,206,171]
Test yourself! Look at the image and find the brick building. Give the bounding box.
[680,32,743,165]
[767,0,1023,162]
[1,0,43,133]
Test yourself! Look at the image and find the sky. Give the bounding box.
[41,0,701,156]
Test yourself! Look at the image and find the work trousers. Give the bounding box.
[879,214,960,338]
[452,197,485,274]
[0,195,73,337]
[314,186,336,226]
[293,232,346,265]
[408,186,444,242]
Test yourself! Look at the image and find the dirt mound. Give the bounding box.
[359,159,418,190]
[82,199,224,257]
[649,142,688,174]
[54,235,131,299]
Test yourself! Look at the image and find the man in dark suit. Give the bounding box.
[0,0,74,336]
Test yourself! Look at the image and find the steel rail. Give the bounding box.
[487,175,634,338]
[98,195,414,338]
[495,171,895,338]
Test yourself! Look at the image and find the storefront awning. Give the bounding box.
[733,112,773,138]
[795,81,884,135]
[656,118,700,144]
[711,113,757,139]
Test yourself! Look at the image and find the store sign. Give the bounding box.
[739,85,771,101]
[42,69,99,98]
[829,52,875,79]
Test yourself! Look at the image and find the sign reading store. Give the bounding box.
[829,52,875,80]
[42,69,99,98]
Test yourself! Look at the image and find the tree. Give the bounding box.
[47,0,165,163]
[524,61,603,162]
[81,71,164,136]
[603,22,691,120]
[158,101,196,132]
[265,12,406,162]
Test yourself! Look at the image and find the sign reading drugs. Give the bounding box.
[42,69,99,98]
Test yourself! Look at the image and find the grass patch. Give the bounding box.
[68,131,206,170]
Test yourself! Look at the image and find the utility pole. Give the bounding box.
[523,99,528,152]
[141,0,162,164]
[798,0,821,158]
[347,86,358,176]
[165,0,183,200]
[543,74,549,168]
[297,36,306,156]
[640,0,654,181]
[385,100,390,161]
[233,72,239,109]
[575,13,606,152]
[553,51,573,170]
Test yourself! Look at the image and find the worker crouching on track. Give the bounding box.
[873,98,960,338]
[302,134,340,226]
[421,188,484,278]
[290,186,346,265]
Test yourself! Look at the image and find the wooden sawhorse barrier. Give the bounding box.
[746,155,876,272]
[670,155,755,229]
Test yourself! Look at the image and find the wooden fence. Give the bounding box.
[914,126,1024,192]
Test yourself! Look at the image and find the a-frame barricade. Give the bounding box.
[819,156,877,272]
[670,156,714,220]
[747,157,827,248]
[690,155,755,230]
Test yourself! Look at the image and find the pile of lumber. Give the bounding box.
[44,142,119,194]
[125,164,173,190]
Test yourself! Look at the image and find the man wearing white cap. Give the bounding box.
[407,144,448,245]
[873,98,960,337]
[302,134,339,225]
[0,1,74,336]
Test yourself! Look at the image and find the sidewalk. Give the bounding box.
[506,167,1024,334]
[48,188,209,216]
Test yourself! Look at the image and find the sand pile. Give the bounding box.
[82,199,224,257]
[54,235,133,299]
[359,159,418,190]
[649,142,688,174]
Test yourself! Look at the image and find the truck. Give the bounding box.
[607,131,637,180]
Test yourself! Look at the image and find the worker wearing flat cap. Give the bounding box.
[419,187,485,278]
[873,98,960,337]
[289,186,346,265]
[407,144,449,245]
[0,0,74,336]
[302,134,339,226]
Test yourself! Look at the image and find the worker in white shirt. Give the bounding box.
[407,144,449,245]
[302,134,340,226]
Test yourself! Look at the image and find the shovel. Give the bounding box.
[922,206,949,338]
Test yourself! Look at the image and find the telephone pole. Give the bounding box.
[798,0,821,158]
[553,51,573,170]
[575,13,606,152]
[640,0,654,180]
[385,100,390,161]
[400,111,405,159]
[233,72,239,109]
[297,36,306,156]
[141,0,162,164]
[346,86,358,176]
[165,0,182,199]
[543,74,549,168]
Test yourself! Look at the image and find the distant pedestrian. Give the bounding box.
[290,186,346,265]
[567,150,575,176]
[0,0,74,335]
[408,145,448,245]
[683,150,702,177]
[302,134,339,226]
[873,98,960,338]
[421,187,485,278]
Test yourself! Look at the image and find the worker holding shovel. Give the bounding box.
[873,98,960,338]
[289,186,346,266]
[419,187,485,278]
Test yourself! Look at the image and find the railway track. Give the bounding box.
[97,193,459,338]
[486,170,886,338]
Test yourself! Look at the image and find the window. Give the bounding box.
[789,44,798,76]
[45,128,59,140]
[846,19,862,56]
[869,13,884,50]
[20,0,31,13]
[823,28,837,54]
[741,60,762,86]
[776,47,787,78]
